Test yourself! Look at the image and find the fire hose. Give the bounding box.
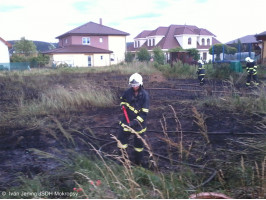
[122,105,130,124]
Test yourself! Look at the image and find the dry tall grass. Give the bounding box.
[0,79,116,131]
[192,106,210,143]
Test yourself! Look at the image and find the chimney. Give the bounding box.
[99,18,102,25]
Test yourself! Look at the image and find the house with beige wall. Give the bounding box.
[44,20,129,67]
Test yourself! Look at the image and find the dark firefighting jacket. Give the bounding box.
[119,86,149,134]
[197,63,205,76]
[246,61,257,75]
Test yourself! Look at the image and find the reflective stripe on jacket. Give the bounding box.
[246,61,257,75]
[197,63,205,76]
[120,87,149,127]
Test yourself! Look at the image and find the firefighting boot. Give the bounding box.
[133,151,143,166]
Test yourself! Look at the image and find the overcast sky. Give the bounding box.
[0,0,265,44]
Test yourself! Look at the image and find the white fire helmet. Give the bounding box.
[245,57,253,62]
[198,60,204,65]
[129,73,143,87]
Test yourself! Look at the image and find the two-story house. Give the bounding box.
[127,24,220,62]
[0,37,11,65]
[44,20,129,67]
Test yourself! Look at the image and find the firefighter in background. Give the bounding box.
[118,73,150,166]
[245,57,259,86]
[197,60,205,86]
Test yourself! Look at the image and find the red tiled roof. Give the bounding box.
[212,37,221,45]
[174,26,197,35]
[193,28,215,36]
[56,21,129,39]
[127,42,135,52]
[0,37,12,48]
[161,25,185,49]
[43,45,113,54]
[134,30,152,39]
[148,27,168,36]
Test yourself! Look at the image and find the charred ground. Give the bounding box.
[0,71,265,198]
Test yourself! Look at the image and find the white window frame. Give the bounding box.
[99,37,103,43]
[82,37,90,45]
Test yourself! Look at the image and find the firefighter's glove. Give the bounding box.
[129,119,138,127]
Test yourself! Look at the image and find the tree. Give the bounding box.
[187,48,200,61]
[137,47,150,62]
[125,52,134,63]
[10,54,28,62]
[209,44,223,60]
[226,46,237,55]
[209,44,237,60]
[153,47,165,65]
[169,47,183,52]
[30,54,50,68]
[13,37,37,57]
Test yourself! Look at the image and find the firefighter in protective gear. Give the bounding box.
[245,57,259,86]
[197,60,205,86]
[117,73,149,166]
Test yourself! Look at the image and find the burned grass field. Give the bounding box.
[0,69,266,198]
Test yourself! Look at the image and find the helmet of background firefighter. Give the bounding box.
[198,60,204,65]
[129,73,143,87]
[245,57,254,63]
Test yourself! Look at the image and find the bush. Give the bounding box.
[187,48,200,61]
[153,62,171,73]
[56,63,70,68]
[153,47,165,65]
[153,60,196,78]
[170,61,197,78]
[125,52,135,63]
[207,63,234,79]
[11,54,50,68]
[29,54,50,68]
[137,47,150,62]
[10,54,28,62]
